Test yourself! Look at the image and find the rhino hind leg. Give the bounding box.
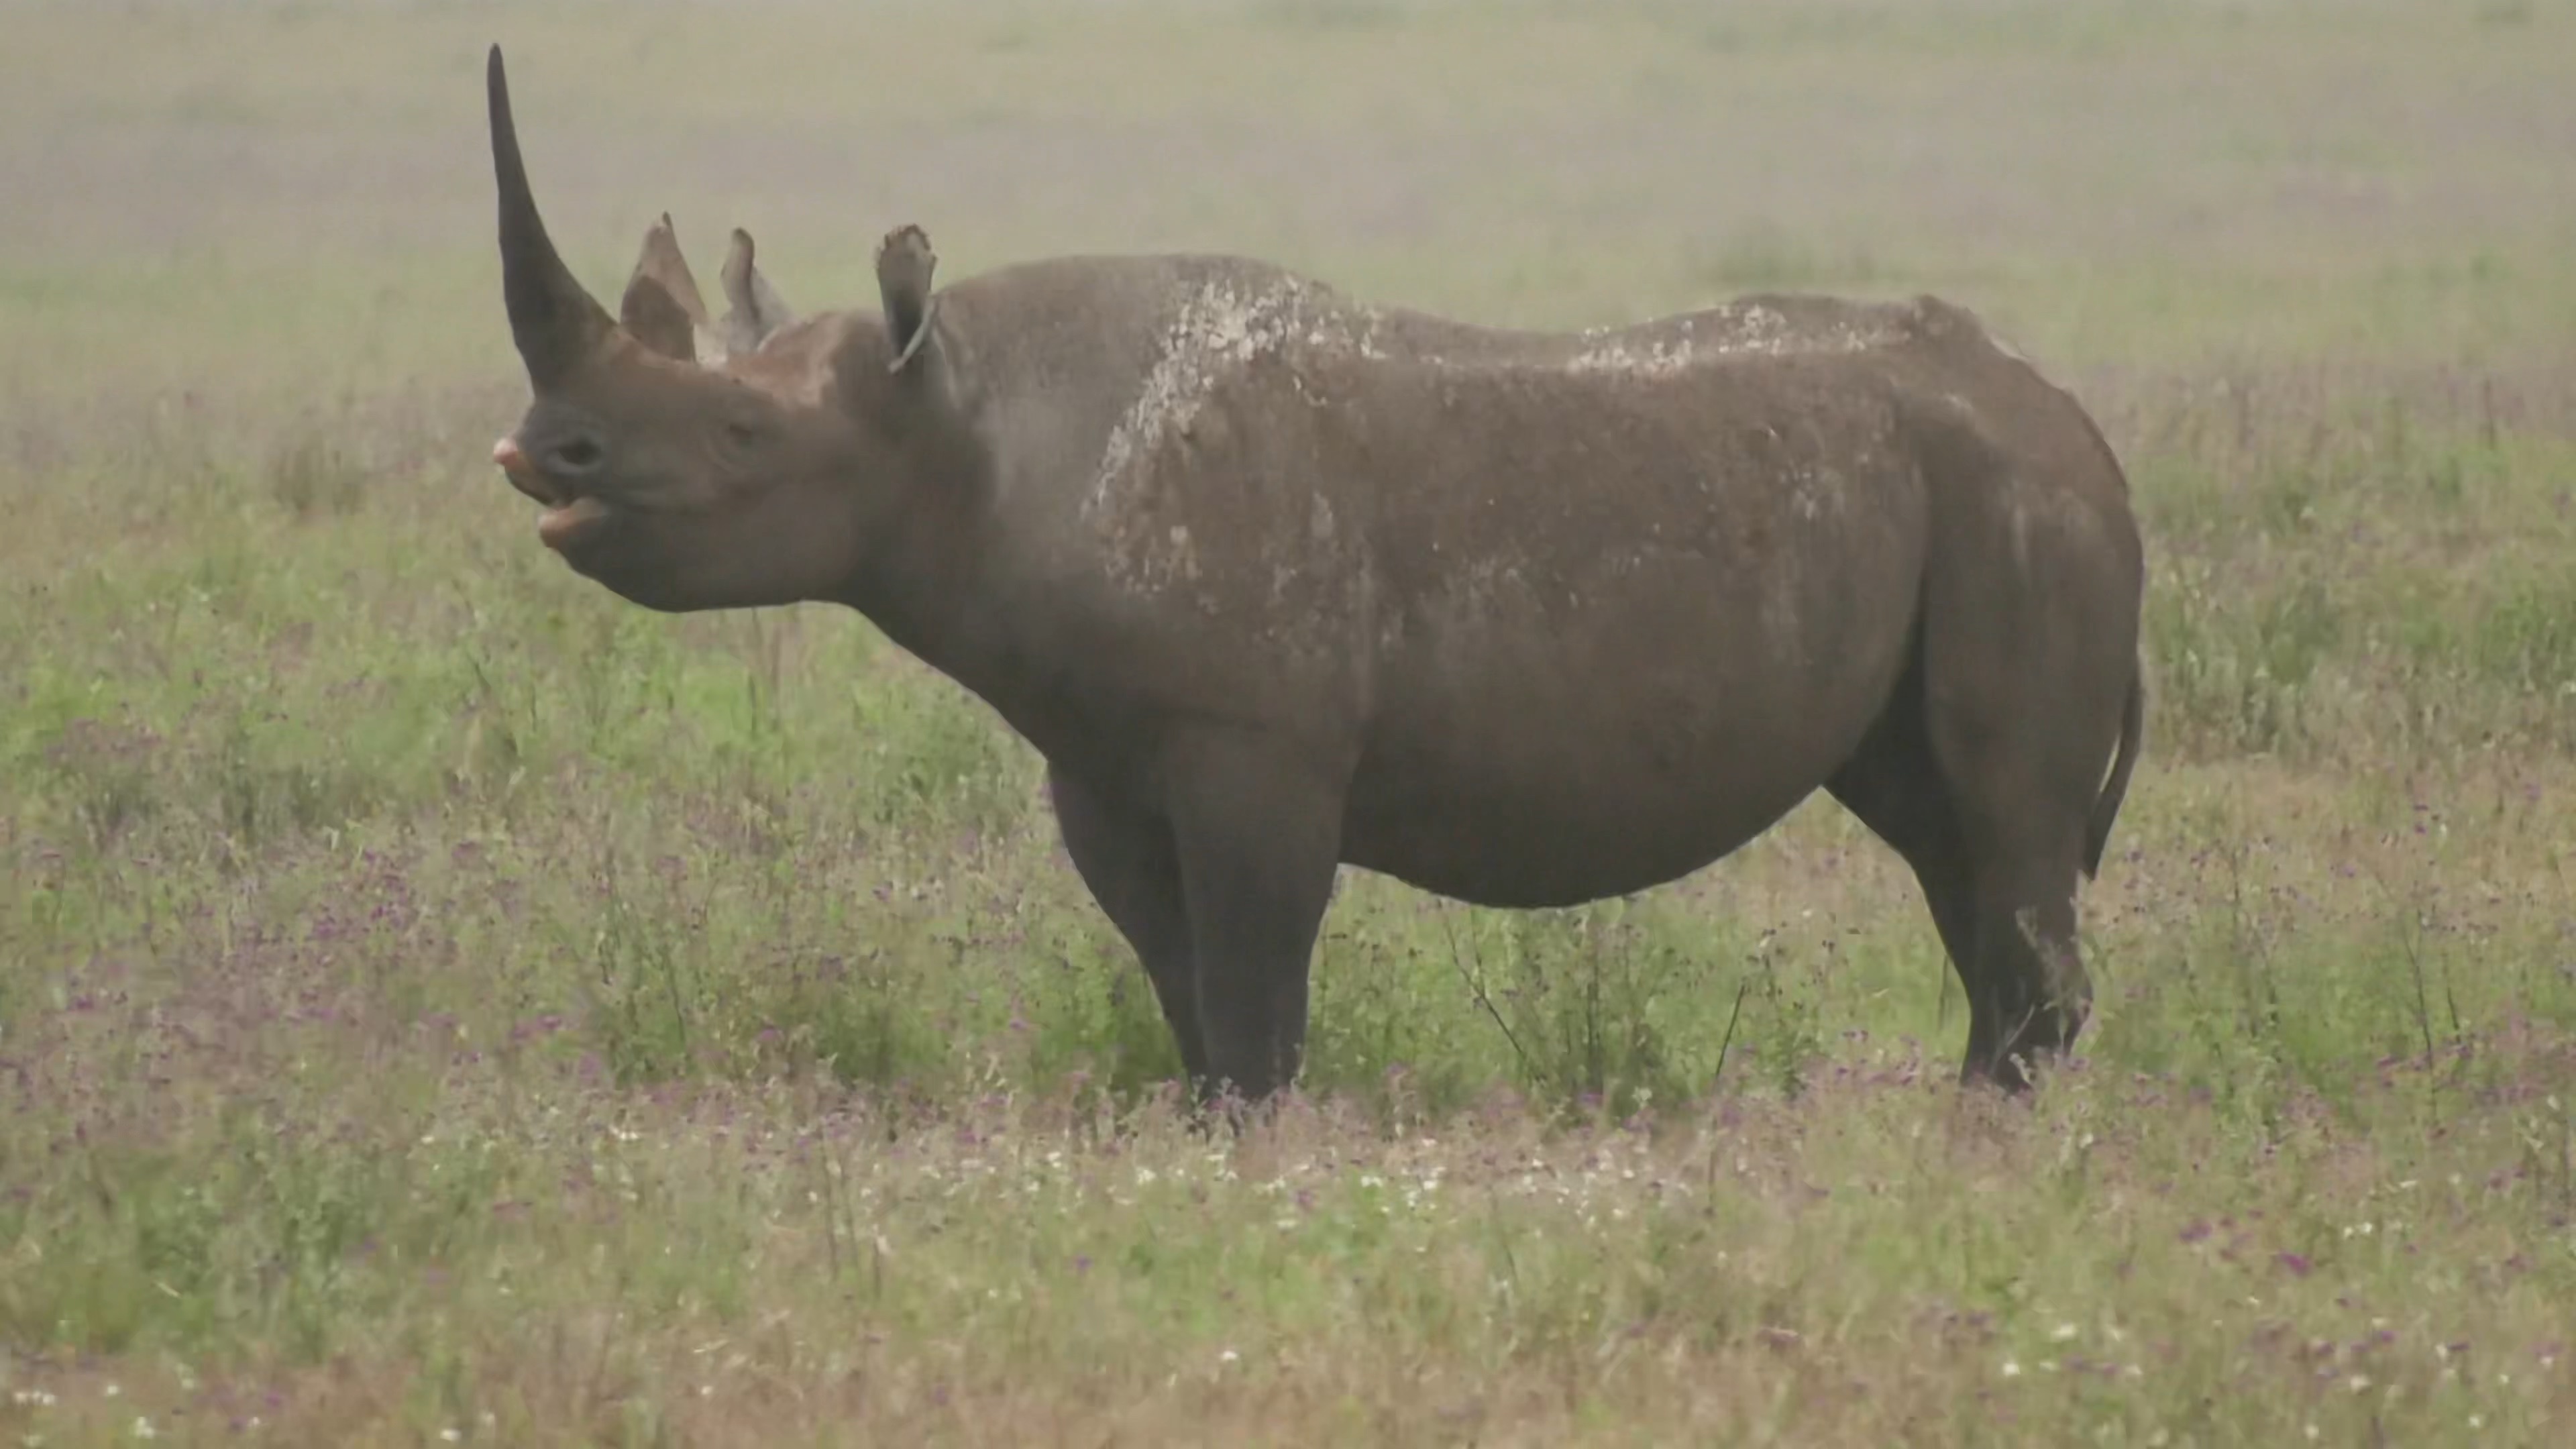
[1959,855,2090,1086]
[1047,766,1211,1087]
[1912,561,2128,1089]
[1825,643,2097,1091]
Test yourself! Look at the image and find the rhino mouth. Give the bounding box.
[492,437,614,553]
[535,496,613,551]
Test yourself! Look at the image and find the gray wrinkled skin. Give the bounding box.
[482,47,2145,1109]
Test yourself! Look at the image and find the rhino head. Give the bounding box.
[484,45,947,614]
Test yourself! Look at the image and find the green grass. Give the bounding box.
[5,0,2576,1442]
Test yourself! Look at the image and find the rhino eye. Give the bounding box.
[724,421,759,449]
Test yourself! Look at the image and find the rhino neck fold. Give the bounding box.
[826,449,1006,698]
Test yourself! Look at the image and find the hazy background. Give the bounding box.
[3,2,2573,1443]
[5,0,2573,399]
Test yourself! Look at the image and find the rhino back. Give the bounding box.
[940,252,1937,645]
[920,262,1993,897]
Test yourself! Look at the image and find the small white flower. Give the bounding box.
[131,1418,156,1440]
[441,1432,462,1444]
[1219,1348,1240,1365]
[2000,1360,2022,1378]
[2050,1323,2079,1342]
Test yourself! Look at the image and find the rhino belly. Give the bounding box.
[1337,572,1915,910]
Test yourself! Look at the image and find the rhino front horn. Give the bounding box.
[486,44,612,388]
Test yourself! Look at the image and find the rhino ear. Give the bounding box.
[619,211,712,362]
[621,280,697,362]
[875,224,938,374]
[717,226,794,357]
[630,212,710,321]
[620,258,696,362]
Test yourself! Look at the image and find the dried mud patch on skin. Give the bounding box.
[1090,275,1372,499]
[1564,301,1909,378]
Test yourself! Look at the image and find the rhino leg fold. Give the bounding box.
[1047,766,1209,1086]
[1159,732,1346,1114]
[1825,697,1990,1081]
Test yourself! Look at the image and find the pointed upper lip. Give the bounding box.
[492,436,568,505]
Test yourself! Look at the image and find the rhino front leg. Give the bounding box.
[1161,731,1347,1109]
[1046,765,1210,1087]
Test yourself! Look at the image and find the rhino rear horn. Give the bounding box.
[486,44,613,387]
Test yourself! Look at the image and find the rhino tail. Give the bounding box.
[2081,661,2145,879]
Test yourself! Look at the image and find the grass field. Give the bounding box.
[5,0,2576,1442]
